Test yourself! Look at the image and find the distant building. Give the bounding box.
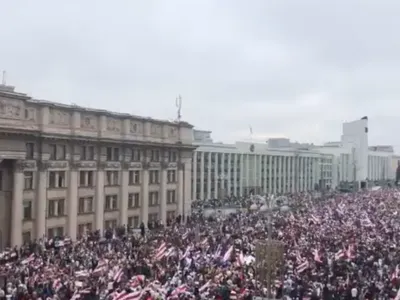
[191,116,398,200]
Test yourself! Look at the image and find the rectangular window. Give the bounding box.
[167,190,176,204]
[168,151,178,162]
[128,216,140,228]
[23,200,32,220]
[149,191,159,206]
[131,149,141,162]
[24,171,34,190]
[80,146,95,160]
[26,143,34,159]
[150,150,160,162]
[128,193,140,208]
[49,171,66,188]
[48,199,65,217]
[105,195,118,211]
[167,170,176,183]
[105,219,117,229]
[106,147,120,161]
[106,171,119,186]
[129,170,140,185]
[149,170,159,184]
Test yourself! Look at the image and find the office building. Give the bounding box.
[0,84,195,248]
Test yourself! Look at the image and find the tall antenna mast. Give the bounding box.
[175,95,182,122]
[1,71,6,85]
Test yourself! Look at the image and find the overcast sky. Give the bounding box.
[1,0,399,150]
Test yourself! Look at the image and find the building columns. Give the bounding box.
[120,166,129,226]
[95,165,105,234]
[140,164,149,226]
[160,164,167,225]
[177,163,184,217]
[36,163,47,239]
[11,161,23,247]
[67,168,78,240]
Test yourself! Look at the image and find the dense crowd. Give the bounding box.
[0,188,400,300]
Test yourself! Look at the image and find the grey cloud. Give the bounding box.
[0,0,399,151]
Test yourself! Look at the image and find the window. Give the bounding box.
[49,171,66,188]
[150,150,160,162]
[106,147,120,161]
[47,227,64,238]
[48,199,65,217]
[49,144,66,160]
[79,171,94,187]
[128,216,140,228]
[105,195,118,211]
[106,171,119,186]
[128,193,140,208]
[78,197,93,214]
[167,190,176,204]
[167,170,176,183]
[148,213,158,223]
[131,149,141,162]
[23,200,32,220]
[26,143,34,159]
[129,170,140,185]
[168,151,178,162]
[105,219,117,229]
[167,210,176,221]
[22,231,31,244]
[24,171,34,190]
[78,223,92,236]
[80,146,95,160]
[149,191,159,206]
[149,170,159,184]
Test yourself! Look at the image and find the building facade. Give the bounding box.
[0,85,195,249]
[192,135,330,200]
[192,117,399,199]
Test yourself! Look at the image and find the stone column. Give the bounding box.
[11,161,24,247]
[95,163,105,234]
[213,153,218,198]
[36,162,47,239]
[160,162,168,225]
[207,152,211,199]
[239,154,244,196]
[227,153,232,196]
[200,152,205,200]
[192,152,197,200]
[140,163,149,226]
[183,159,192,218]
[233,154,237,196]
[120,163,129,226]
[67,166,78,240]
[177,162,184,217]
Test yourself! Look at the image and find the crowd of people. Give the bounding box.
[0,188,400,299]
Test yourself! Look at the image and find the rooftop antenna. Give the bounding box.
[1,71,6,85]
[175,95,182,122]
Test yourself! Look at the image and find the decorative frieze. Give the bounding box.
[49,109,70,126]
[168,162,177,168]
[104,161,121,169]
[149,162,160,169]
[80,114,97,130]
[106,117,121,133]
[130,121,143,134]
[46,161,68,169]
[168,126,178,138]
[0,98,23,119]
[72,161,97,169]
[150,124,162,137]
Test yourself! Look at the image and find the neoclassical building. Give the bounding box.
[0,84,195,248]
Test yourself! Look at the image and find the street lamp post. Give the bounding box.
[256,196,286,299]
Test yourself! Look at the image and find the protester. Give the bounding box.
[0,188,399,300]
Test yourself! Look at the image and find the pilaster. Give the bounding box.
[11,160,24,247]
[160,161,168,225]
[95,161,105,234]
[141,161,149,226]
[36,160,48,239]
[67,164,78,240]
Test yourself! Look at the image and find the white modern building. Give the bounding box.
[191,117,399,200]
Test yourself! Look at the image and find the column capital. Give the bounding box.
[122,161,131,170]
[37,160,49,172]
[178,162,184,171]
[14,160,25,172]
[70,161,79,171]
[142,161,150,170]
[98,161,107,170]
[161,161,169,170]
